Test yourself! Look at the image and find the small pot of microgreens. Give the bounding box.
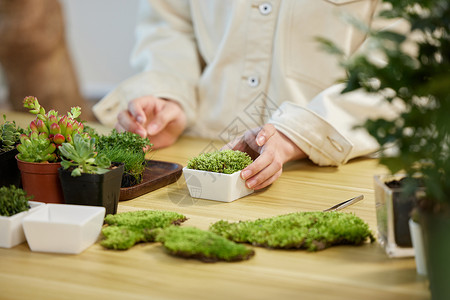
[182,150,253,202]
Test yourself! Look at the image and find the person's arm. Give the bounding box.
[230,4,409,189]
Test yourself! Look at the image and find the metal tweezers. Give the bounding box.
[322,195,364,212]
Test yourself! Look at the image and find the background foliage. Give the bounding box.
[323,0,449,207]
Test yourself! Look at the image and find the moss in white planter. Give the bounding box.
[210,211,375,251]
[0,186,44,248]
[100,210,187,250]
[184,150,254,202]
[186,150,252,174]
[155,226,255,262]
[0,185,31,217]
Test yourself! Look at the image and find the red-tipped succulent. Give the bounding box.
[16,96,88,163]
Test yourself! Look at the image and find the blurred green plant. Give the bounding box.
[319,0,450,211]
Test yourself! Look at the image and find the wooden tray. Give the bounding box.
[119,160,183,201]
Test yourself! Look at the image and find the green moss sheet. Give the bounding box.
[101,210,187,250]
[209,211,375,251]
[156,226,255,262]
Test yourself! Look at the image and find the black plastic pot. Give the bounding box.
[58,162,124,215]
[0,147,21,188]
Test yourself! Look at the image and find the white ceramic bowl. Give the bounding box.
[0,201,45,248]
[182,167,254,202]
[23,204,105,254]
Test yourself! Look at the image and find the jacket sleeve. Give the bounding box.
[93,0,200,127]
[269,86,403,166]
[269,7,409,167]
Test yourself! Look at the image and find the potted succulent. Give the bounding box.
[0,115,23,188]
[183,150,253,202]
[15,96,87,203]
[58,133,124,215]
[322,0,449,298]
[0,185,44,248]
[94,129,152,187]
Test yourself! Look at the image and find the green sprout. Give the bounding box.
[186,150,253,174]
[210,211,375,251]
[96,129,152,187]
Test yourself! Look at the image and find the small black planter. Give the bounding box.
[0,147,21,188]
[58,163,124,215]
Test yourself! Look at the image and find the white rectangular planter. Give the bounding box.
[0,201,45,248]
[23,204,105,254]
[409,219,427,276]
[183,167,254,202]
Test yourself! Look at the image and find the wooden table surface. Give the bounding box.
[0,110,430,299]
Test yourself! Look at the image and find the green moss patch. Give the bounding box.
[156,226,255,262]
[186,150,252,174]
[100,210,187,250]
[209,211,375,251]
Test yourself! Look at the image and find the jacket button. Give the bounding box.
[259,3,272,15]
[248,76,260,87]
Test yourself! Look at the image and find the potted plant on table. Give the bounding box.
[15,96,87,203]
[0,115,23,188]
[183,149,254,202]
[58,133,124,215]
[322,0,449,298]
[94,129,152,187]
[0,185,44,248]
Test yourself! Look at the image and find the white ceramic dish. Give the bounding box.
[0,201,45,248]
[182,167,254,202]
[23,204,105,254]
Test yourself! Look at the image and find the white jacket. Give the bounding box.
[93,0,404,166]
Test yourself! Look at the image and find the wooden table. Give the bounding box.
[0,110,430,299]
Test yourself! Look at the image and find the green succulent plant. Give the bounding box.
[59,134,111,177]
[186,150,253,174]
[0,115,22,153]
[0,185,32,217]
[16,96,87,163]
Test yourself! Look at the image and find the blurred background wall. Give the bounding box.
[0,0,139,108]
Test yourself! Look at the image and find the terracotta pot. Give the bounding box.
[16,156,64,203]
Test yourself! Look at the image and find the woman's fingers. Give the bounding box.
[116,110,147,137]
[145,100,184,136]
[255,124,276,146]
[242,149,283,189]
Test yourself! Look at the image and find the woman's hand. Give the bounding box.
[115,96,187,149]
[225,124,306,190]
